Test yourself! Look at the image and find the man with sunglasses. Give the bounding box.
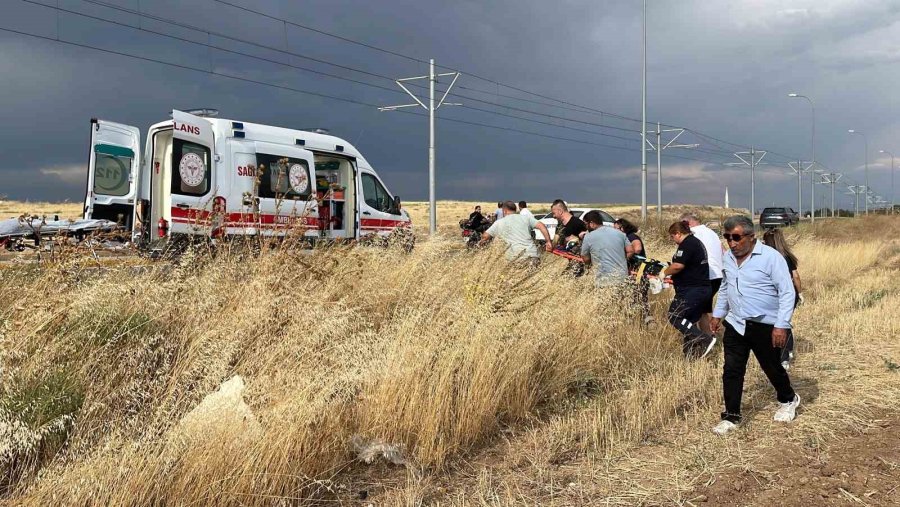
[710,215,800,436]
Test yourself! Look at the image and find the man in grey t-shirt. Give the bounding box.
[580,211,633,287]
[483,200,552,261]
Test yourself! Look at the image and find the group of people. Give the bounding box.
[475,200,805,434]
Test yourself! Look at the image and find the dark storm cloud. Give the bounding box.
[1,0,899,214]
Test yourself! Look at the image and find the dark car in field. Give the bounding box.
[760,207,800,227]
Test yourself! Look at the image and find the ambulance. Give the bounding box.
[83,109,411,247]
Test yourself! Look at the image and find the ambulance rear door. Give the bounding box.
[169,110,217,235]
[84,119,140,227]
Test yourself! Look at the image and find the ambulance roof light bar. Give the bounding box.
[169,108,219,118]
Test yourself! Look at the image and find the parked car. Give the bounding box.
[534,207,616,242]
[760,207,800,228]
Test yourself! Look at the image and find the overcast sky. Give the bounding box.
[2,0,899,213]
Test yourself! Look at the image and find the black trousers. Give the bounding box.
[668,286,713,356]
[722,320,796,423]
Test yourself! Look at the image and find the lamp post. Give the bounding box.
[788,93,815,222]
[640,0,648,222]
[848,129,869,216]
[879,149,895,215]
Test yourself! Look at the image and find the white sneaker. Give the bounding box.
[643,315,654,325]
[774,394,801,422]
[712,420,738,435]
[781,360,791,371]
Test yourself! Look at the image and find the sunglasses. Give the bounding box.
[723,232,752,242]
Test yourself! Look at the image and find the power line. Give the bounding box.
[196,0,676,127]
[457,105,640,144]
[62,0,646,140]
[425,113,750,171]
[76,0,808,164]
[27,0,413,97]
[198,0,820,165]
[14,0,816,174]
[74,0,403,85]
[211,0,429,66]
[455,84,637,121]
[0,25,381,108]
[0,23,656,164]
[1,20,740,173]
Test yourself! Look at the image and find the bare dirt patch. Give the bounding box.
[691,412,900,506]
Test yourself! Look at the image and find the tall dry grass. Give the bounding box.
[1,209,898,505]
[0,227,681,505]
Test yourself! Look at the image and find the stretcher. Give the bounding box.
[0,216,120,251]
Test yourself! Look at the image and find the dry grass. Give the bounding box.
[0,200,898,506]
[0,200,82,220]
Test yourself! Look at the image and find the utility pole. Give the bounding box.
[727,147,766,220]
[646,123,698,221]
[821,172,842,218]
[640,0,648,222]
[847,185,864,217]
[379,59,460,235]
[788,159,812,218]
[848,129,869,215]
[788,93,816,223]
[880,150,895,215]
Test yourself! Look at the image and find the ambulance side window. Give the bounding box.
[172,138,211,195]
[257,154,312,200]
[361,173,392,213]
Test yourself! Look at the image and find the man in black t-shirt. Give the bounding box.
[550,200,587,249]
[468,205,486,230]
[550,199,587,276]
[660,221,715,359]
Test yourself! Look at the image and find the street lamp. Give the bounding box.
[848,129,869,216]
[788,93,816,222]
[879,149,895,215]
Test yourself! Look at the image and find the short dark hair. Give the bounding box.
[668,221,692,235]
[583,210,603,225]
[498,202,503,207]
[551,199,568,211]
[518,200,527,208]
[614,218,638,234]
[474,205,481,210]
[502,200,518,212]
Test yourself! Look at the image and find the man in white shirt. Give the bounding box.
[681,212,724,334]
[482,201,552,263]
[518,201,533,218]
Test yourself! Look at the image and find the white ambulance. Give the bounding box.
[83,109,411,246]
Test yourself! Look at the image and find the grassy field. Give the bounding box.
[0,200,82,220]
[1,200,898,505]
